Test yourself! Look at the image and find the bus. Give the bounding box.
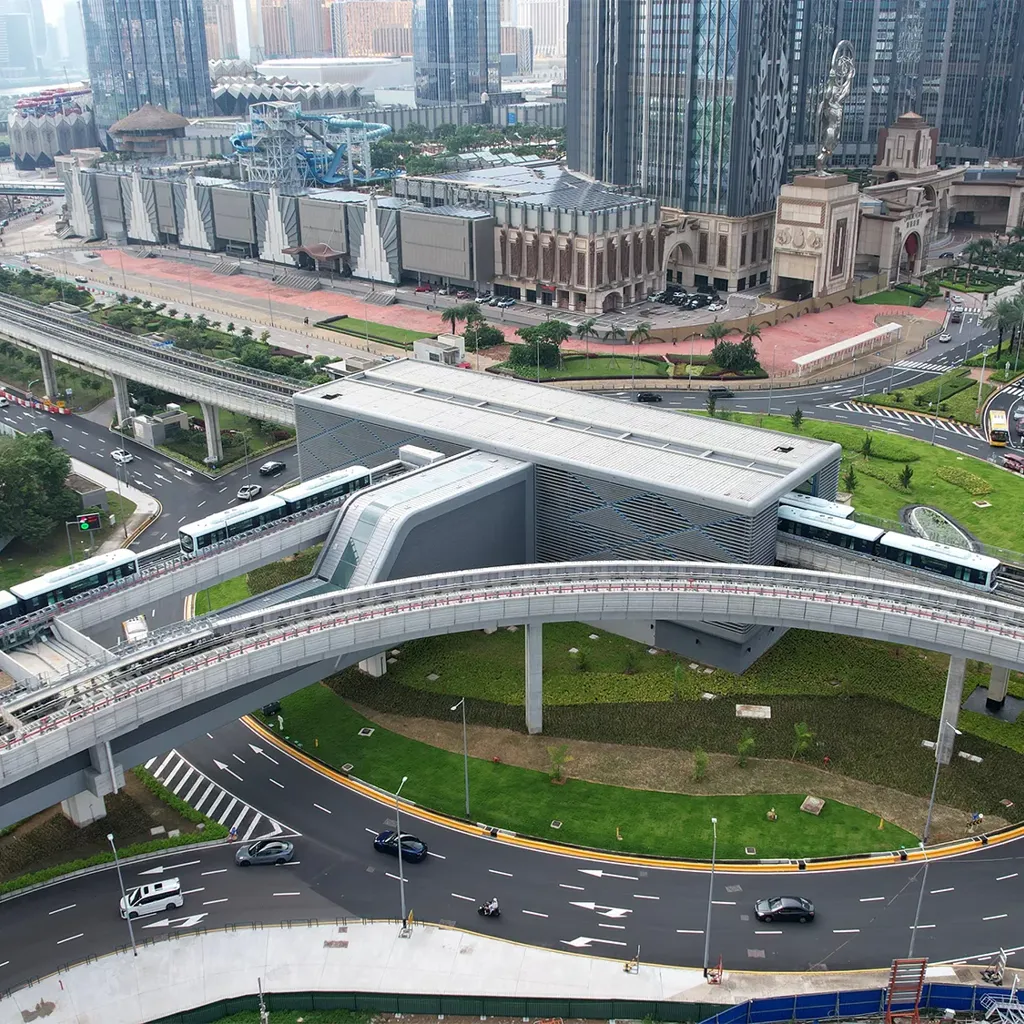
[988,409,1010,447]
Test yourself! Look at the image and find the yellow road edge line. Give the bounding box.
[243,716,1024,874]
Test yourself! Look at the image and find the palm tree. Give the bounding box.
[705,320,728,343]
[1008,226,1024,244]
[982,297,1019,356]
[961,240,988,287]
[576,316,598,367]
[604,324,626,369]
[440,306,462,335]
[628,321,652,387]
[741,320,762,346]
[543,318,574,369]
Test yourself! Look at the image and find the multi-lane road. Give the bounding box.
[1,718,1022,992]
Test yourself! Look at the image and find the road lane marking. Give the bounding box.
[633,894,659,900]
[313,803,331,814]
[201,869,227,876]
[676,929,704,935]
[202,898,229,905]
[560,884,585,890]
[712,900,736,906]
[273,892,300,897]
[909,924,936,929]
[984,914,1009,921]
[427,851,446,859]
[177,516,186,523]
[522,910,548,918]
[182,888,205,895]
[57,934,84,944]
[269,778,284,788]
[833,929,861,934]
[385,872,402,881]
[451,893,475,902]
[0,961,8,968]
[489,869,513,877]
[48,904,76,915]
[599,923,625,929]
[755,930,782,935]
[860,897,885,902]
[931,888,955,894]
[364,828,378,834]
[997,873,1018,881]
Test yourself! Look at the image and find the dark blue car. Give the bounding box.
[373,830,429,863]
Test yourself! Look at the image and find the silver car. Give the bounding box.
[234,839,295,866]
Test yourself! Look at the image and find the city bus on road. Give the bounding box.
[988,409,1010,447]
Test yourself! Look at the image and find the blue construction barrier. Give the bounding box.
[698,983,1014,1024]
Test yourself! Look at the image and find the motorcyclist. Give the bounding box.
[486,897,499,916]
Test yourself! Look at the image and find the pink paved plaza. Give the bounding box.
[99,251,946,372]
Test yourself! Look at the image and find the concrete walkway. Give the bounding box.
[0,920,969,1024]
[69,458,161,551]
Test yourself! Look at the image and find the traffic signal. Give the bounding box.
[77,512,102,532]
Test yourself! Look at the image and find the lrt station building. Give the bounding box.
[294,362,842,671]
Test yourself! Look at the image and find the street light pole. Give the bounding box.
[766,346,776,415]
[108,833,138,956]
[702,816,718,978]
[451,698,470,818]
[395,775,409,925]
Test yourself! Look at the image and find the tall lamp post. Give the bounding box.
[451,698,470,818]
[702,816,718,978]
[108,833,138,956]
[395,775,409,925]
[908,718,962,957]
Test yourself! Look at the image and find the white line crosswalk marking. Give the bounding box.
[826,402,986,439]
[148,750,294,841]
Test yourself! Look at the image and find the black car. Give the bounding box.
[637,392,662,403]
[33,427,54,439]
[235,839,295,866]
[939,251,955,259]
[708,385,734,398]
[374,830,429,862]
[259,460,286,477]
[754,896,814,923]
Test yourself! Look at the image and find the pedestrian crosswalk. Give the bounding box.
[893,358,953,374]
[1000,383,1024,400]
[145,750,295,841]
[827,401,987,439]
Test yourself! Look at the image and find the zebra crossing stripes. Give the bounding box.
[827,401,986,439]
[145,750,295,841]
[893,358,952,374]
[1000,383,1024,399]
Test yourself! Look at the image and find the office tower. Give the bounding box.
[412,0,500,103]
[289,0,330,56]
[204,0,239,58]
[516,0,565,58]
[261,0,292,56]
[81,0,213,127]
[790,0,1024,168]
[331,0,412,57]
[0,0,47,71]
[568,0,793,218]
[500,22,531,73]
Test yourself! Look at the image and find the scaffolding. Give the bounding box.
[232,101,398,188]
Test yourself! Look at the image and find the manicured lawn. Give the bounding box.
[318,315,428,347]
[0,342,112,411]
[0,491,137,590]
[266,684,915,860]
[707,412,1024,550]
[157,402,294,471]
[195,575,252,616]
[855,289,923,306]
[864,367,990,424]
[505,355,670,380]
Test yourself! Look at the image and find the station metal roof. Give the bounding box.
[299,363,840,514]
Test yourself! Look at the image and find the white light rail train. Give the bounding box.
[0,465,371,625]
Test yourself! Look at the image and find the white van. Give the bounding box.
[119,877,184,919]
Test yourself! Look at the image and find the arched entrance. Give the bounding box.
[666,242,696,289]
[602,291,622,313]
[901,231,921,279]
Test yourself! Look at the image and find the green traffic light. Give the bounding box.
[80,522,90,530]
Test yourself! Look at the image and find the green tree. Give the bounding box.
[899,463,914,490]
[240,326,254,342]
[705,320,729,343]
[547,744,574,782]
[706,390,718,417]
[167,308,178,318]
[792,721,814,760]
[790,407,804,430]
[860,434,873,458]
[982,297,1020,356]
[0,435,80,548]
[543,318,574,368]
[440,306,462,335]
[259,330,271,344]
[692,748,709,782]
[842,464,857,492]
[737,728,755,768]
[742,320,762,346]
[576,316,598,365]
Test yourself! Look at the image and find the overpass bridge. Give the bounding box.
[0,294,300,463]
[0,559,1021,827]
[0,180,64,198]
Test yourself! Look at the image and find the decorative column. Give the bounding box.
[200,401,224,464]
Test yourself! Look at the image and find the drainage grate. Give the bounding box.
[358,727,375,737]
[550,820,562,829]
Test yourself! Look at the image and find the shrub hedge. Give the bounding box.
[935,466,993,496]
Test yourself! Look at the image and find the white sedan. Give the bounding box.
[708,302,725,312]
[937,333,953,343]
[110,449,135,465]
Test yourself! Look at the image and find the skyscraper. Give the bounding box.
[81,0,213,127]
[567,0,793,218]
[331,0,412,57]
[204,0,238,58]
[412,0,500,104]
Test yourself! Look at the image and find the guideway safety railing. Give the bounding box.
[1,562,1023,760]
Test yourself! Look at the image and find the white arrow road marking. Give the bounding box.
[137,860,201,876]
[142,913,210,929]
[578,869,638,880]
[213,759,244,782]
[248,744,280,765]
[560,936,628,949]
[570,901,632,919]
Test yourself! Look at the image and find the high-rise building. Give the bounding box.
[516,0,565,59]
[331,0,412,57]
[289,0,330,56]
[261,0,292,56]
[499,21,531,73]
[62,1,87,70]
[204,0,238,58]
[568,0,792,218]
[0,0,47,72]
[412,0,500,103]
[81,0,213,128]
[789,0,1024,169]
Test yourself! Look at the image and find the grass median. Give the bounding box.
[262,685,916,860]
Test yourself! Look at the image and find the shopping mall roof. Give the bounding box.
[297,362,841,513]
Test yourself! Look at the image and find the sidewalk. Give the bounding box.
[69,457,161,550]
[0,920,971,1024]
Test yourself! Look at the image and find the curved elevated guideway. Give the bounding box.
[0,561,1021,823]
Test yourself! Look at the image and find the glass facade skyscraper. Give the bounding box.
[412,0,501,104]
[567,0,793,218]
[82,0,213,128]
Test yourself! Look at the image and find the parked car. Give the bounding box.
[33,427,53,439]
[455,289,472,299]
[236,483,262,501]
[488,296,502,306]
[0,397,7,408]
[708,385,734,398]
[497,297,516,307]
[373,829,429,863]
[74,276,88,284]
[636,392,662,403]
[259,460,286,477]
[29,264,43,272]
[708,302,725,312]
[415,284,432,293]
[754,896,814,923]
[235,839,295,866]
[939,251,955,259]
[476,291,492,301]
[110,448,134,465]
[937,333,952,343]
[437,286,452,296]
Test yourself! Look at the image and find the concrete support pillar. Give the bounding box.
[359,651,387,677]
[937,656,966,765]
[986,665,1010,712]
[200,401,224,464]
[111,373,131,427]
[61,789,107,827]
[39,348,57,400]
[525,622,543,735]
[61,741,124,827]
